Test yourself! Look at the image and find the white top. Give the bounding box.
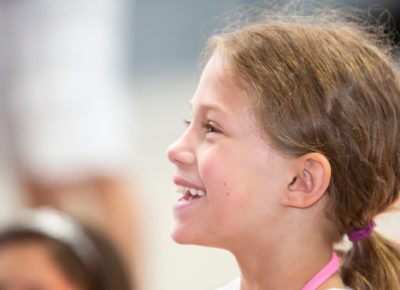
[214,278,240,290]
[215,278,351,290]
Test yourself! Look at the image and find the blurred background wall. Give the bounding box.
[0,1,400,290]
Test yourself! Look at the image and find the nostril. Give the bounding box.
[175,151,196,166]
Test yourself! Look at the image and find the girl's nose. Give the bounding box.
[167,137,196,166]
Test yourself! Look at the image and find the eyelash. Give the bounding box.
[182,119,221,134]
[202,122,219,133]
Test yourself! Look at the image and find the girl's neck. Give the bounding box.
[231,229,344,290]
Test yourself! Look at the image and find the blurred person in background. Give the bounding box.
[0,208,133,290]
[0,0,144,287]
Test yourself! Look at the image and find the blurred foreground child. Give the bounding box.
[0,208,133,290]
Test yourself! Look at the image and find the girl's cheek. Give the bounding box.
[198,154,223,189]
[200,161,235,202]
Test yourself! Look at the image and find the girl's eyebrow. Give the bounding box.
[189,100,228,115]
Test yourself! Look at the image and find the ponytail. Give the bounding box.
[340,231,400,290]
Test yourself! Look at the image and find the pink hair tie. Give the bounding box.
[348,221,376,242]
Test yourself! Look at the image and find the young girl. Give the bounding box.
[167,7,400,290]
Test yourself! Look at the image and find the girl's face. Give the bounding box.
[167,54,296,249]
[0,242,82,290]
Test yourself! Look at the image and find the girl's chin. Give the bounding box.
[170,227,224,248]
[170,227,198,245]
[170,224,209,245]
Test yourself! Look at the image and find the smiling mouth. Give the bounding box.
[177,185,206,201]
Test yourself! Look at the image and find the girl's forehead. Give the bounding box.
[191,55,251,111]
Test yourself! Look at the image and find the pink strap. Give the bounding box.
[301,252,340,290]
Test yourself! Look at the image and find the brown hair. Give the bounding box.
[205,7,400,290]
[0,220,133,290]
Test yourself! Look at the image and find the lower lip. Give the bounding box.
[172,195,205,216]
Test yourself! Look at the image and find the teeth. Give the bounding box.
[176,185,206,197]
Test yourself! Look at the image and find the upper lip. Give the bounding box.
[173,176,205,191]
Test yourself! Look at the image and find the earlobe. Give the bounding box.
[282,153,331,208]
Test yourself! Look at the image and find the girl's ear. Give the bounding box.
[281,153,331,208]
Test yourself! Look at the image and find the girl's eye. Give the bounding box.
[203,121,221,134]
[182,118,221,134]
